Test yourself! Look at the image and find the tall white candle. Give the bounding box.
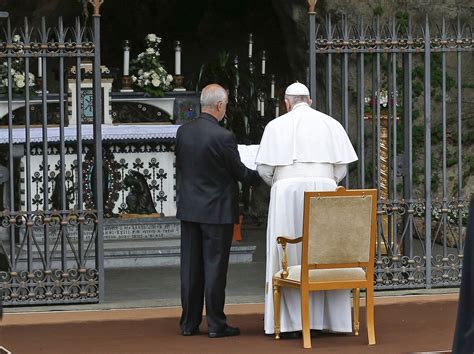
[175,41,182,75]
[261,100,265,116]
[261,50,266,75]
[257,96,260,112]
[123,41,130,76]
[275,100,279,117]
[248,33,253,59]
[270,76,275,99]
[38,57,42,78]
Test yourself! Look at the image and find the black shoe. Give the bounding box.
[208,325,240,338]
[182,328,200,336]
[280,331,302,339]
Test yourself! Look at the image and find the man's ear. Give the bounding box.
[284,98,291,112]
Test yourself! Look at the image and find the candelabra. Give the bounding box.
[120,40,133,92]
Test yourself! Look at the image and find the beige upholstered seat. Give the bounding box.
[272,187,377,349]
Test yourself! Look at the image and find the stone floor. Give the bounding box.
[2,225,460,314]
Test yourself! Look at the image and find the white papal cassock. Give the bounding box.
[255,102,358,334]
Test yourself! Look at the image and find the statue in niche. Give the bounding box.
[123,170,157,214]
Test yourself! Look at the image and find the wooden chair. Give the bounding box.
[272,187,377,349]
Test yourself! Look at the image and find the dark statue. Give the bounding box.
[123,170,157,214]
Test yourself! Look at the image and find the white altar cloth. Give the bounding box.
[0,124,180,144]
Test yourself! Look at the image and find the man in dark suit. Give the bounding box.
[176,83,260,338]
[452,195,474,353]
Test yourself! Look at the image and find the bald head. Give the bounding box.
[200,84,228,121]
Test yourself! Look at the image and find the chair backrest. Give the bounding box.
[301,187,377,270]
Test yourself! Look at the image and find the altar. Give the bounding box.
[0,122,257,269]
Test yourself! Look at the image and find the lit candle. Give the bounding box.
[257,95,260,112]
[248,33,253,59]
[270,75,275,99]
[123,40,130,76]
[175,41,182,75]
[275,99,279,117]
[261,50,266,75]
[38,57,42,78]
[261,99,265,116]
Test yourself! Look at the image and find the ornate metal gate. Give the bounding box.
[308,13,472,289]
[0,1,105,305]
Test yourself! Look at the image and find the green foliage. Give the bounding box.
[463,128,474,145]
[446,149,458,167]
[412,109,421,120]
[373,5,384,16]
[462,155,474,188]
[432,125,443,145]
[412,81,424,97]
[412,124,424,147]
[396,11,409,31]
[195,51,273,144]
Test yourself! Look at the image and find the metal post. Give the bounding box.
[423,16,432,288]
[308,0,317,108]
[402,16,414,258]
[357,17,365,189]
[441,17,448,259]
[91,0,105,302]
[456,17,464,253]
[40,17,50,268]
[75,17,84,267]
[326,15,333,116]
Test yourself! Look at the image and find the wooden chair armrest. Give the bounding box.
[277,236,302,245]
[276,237,302,279]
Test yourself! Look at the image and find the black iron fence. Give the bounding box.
[310,14,472,289]
[0,3,104,305]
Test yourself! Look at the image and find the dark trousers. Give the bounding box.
[180,221,233,332]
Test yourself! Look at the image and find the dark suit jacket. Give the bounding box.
[175,113,260,224]
[452,196,474,353]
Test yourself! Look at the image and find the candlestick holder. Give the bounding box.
[35,77,48,94]
[120,75,133,92]
[173,75,186,91]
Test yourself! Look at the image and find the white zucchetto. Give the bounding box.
[285,82,310,96]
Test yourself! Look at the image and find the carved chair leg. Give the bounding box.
[366,286,376,345]
[273,281,281,340]
[353,288,360,336]
[301,288,311,349]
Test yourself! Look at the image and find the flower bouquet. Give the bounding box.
[364,89,397,115]
[0,35,36,95]
[130,34,173,97]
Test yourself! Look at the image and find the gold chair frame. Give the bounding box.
[272,187,377,349]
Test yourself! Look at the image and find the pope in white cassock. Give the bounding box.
[255,82,358,336]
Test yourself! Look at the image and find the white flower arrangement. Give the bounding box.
[130,33,172,96]
[414,203,468,225]
[0,35,36,94]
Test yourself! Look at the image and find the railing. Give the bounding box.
[0,1,105,305]
[310,15,472,289]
